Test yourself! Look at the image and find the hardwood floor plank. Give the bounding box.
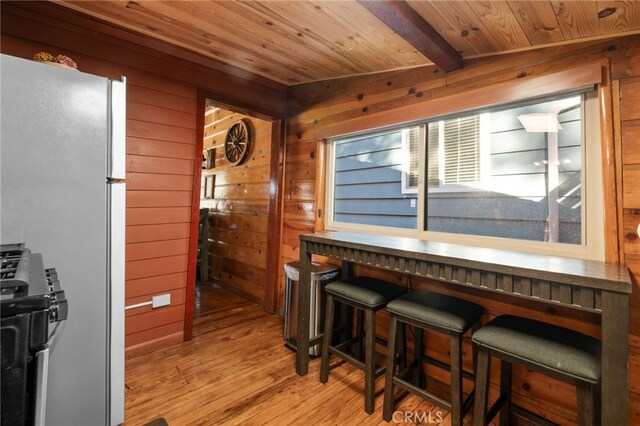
[159,354,295,424]
[226,364,362,425]
[124,284,450,425]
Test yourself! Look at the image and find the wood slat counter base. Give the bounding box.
[295,231,632,425]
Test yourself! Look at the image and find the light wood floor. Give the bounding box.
[124,283,456,425]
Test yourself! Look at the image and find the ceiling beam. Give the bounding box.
[357,0,462,73]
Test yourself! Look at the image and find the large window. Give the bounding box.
[326,91,604,260]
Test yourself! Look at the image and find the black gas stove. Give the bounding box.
[1,243,68,426]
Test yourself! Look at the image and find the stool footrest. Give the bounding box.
[396,361,420,381]
[310,326,351,349]
[328,346,386,378]
[375,336,388,347]
[332,337,359,353]
[390,375,475,416]
[309,335,324,348]
[392,376,453,411]
[421,354,475,382]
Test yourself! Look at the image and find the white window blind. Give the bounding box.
[428,115,481,187]
[427,123,440,187]
[443,116,480,185]
[406,127,420,188]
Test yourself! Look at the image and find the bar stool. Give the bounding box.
[320,276,407,414]
[383,291,484,426]
[472,315,601,426]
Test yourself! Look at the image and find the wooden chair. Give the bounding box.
[472,315,601,426]
[320,276,407,414]
[383,291,484,426]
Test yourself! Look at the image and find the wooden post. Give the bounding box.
[264,119,285,314]
[600,290,628,425]
[364,308,376,414]
[183,92,208,341]
[598,61,621,263]
[295,239,312,375]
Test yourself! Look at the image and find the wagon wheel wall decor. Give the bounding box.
[224,120,251,166]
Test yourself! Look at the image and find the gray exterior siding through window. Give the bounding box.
[334,131,418,229]
[332,97,583,244]
[428,103,582,243]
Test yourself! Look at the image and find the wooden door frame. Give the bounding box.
[184,89,286,340]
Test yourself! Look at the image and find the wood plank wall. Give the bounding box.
[201,107,273,305]
[0,1,286,358]
[621,76,640,417]
[123,74,195,357]
[278,141,318,315]
[285,35,640,424]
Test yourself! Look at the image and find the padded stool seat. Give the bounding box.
[320,276,407,414]
[472,315,601,383]
[325,276,408,308]
[384,291,484,426]
[472,315,602,426]
[387,292,485,333]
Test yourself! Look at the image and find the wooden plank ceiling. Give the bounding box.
[56,0,640,86]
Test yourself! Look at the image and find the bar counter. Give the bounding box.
[295,231,631,425]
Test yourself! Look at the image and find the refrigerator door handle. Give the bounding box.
[108,77,126,180]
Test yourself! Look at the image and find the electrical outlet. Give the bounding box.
[152,294,171,308]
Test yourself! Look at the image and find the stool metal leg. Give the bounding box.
[364,308,376,414]
[320,293,335,384]
[577,381,596,426]
[499,360,511,426]
[473,346,491,426]
[383,314,399,421]
[450,333,463,426]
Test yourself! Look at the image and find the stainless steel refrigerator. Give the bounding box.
[0,54,125,426]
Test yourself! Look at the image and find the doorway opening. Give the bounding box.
[184,94,284,339]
